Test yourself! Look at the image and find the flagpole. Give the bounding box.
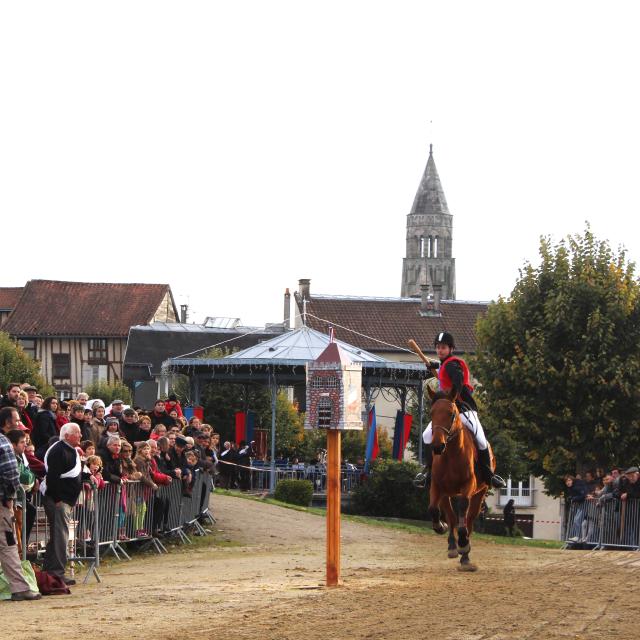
[326,428,341,587]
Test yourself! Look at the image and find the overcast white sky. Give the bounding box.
[2,2,639,327]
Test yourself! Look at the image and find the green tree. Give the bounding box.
[473,226,640,495]
[0,332,53,396]
[84,380,132,405]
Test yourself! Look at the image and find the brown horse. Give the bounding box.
[428,390,494,571]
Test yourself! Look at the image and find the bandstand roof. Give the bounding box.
[164,325,429,387]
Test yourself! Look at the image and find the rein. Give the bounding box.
[432,403,462,444]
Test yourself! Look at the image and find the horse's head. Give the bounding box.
[430,391,461,455]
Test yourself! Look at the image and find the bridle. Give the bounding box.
[432,402,462,445]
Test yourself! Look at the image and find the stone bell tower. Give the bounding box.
[401,145,456,300]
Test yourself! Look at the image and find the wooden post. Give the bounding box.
[326,429,341,587]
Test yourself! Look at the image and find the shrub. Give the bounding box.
[350,459,428,520]
[83,380,132,405]
[274,479,314,506]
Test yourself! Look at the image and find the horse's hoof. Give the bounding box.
[457,543,470,554]
[447,549,458,559]
[457,562,478,572]
[433,522,448,535]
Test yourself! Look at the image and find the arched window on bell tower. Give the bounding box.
[427,236,433,258]
[419,236,425,258]
[434,236,439,258]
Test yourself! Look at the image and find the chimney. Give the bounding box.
[298,278,311,301]
[284,288,291,329]
[180,304,188,323]
[420,284,430,314]
[432,283,443,313]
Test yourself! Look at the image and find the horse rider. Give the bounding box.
[415,331,506,490]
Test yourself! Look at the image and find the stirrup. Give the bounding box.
[413,468,430,489]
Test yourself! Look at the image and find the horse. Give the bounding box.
[428,389,495,571]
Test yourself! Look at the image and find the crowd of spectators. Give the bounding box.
[563,465,640,545]
[0,382,236,599]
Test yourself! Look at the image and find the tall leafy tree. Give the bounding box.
[473,227,640,495]
[0,332,53,396]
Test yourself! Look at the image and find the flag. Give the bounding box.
[246,410,255,444]
[364,407,379,473]
[392,411,414,461]
[235,411,246,444]
[401,413,413,460]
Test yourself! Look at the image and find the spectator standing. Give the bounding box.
[165,394,183,418]
[150,400,175,429]
[32,397,60,459]
[16,391,33,433]
[0,383,21,410]
[98,436,123,484]
[119,408,139,443]
[42,422,86,586]
[107,399,125,420]
[503,498,516,536]
[23,385,39,426]
[0,421,41,600]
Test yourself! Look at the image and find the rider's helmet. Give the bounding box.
[434,331,455,349]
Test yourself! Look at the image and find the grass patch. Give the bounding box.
[214,489,563,550]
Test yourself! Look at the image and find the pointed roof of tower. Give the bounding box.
[409,145,450,217]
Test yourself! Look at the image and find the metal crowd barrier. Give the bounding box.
[561,497,640,550]
[245,463,363,495]
[13,470,216,582]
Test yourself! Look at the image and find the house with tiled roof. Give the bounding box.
[2,280,177,398]
[0,287,24,327]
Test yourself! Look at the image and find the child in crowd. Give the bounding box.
[132,443,158,537]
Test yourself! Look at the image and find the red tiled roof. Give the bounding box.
[298,295,488,355]
[3,280,175,337]
[0,287,23,310]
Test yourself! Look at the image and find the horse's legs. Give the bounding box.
[455,495,471,554]
[441,497,458,558]
[466,489,487,536]
[428,487,448,535]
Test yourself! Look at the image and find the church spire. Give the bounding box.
[401,145,456,300]
[409,144,450,218]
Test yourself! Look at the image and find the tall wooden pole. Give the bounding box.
[326,429,341,587]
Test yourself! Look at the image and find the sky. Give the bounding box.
[2,2,639,327]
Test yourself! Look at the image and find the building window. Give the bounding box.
[52,354,71,379]
[88,338,108,364]
[55,387,73,400]
[19,339,36,360]
[419,236,425,258]
[427,236,433,258]
[311,376,338,389]
[434,236,439,258]
[318,398,332,427]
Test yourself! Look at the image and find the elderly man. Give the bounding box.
[42,422,86,586]
[0,411,41,600]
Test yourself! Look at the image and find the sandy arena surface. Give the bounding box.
[6,494,640,640]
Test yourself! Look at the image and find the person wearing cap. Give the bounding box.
[416,331,506,491]
[107,399,124,420]
[165,394,183,418]
[23,385,39,426]
[99,417,124,449]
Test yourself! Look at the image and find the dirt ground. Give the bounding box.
[6,494,640,640]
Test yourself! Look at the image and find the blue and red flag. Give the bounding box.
[392,411,413,461]
[364,406,379,473]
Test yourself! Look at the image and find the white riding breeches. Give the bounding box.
[422,411,489,451]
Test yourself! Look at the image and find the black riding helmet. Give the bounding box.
[434,331,455,349]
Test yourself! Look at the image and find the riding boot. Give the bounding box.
[477,447,506,489]
[413,444,433,489]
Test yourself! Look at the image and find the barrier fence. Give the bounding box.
[217,461,364,494]
[14,470,215,584]
[561,497,640,550]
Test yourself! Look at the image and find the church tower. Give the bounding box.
[401,145,456,300]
